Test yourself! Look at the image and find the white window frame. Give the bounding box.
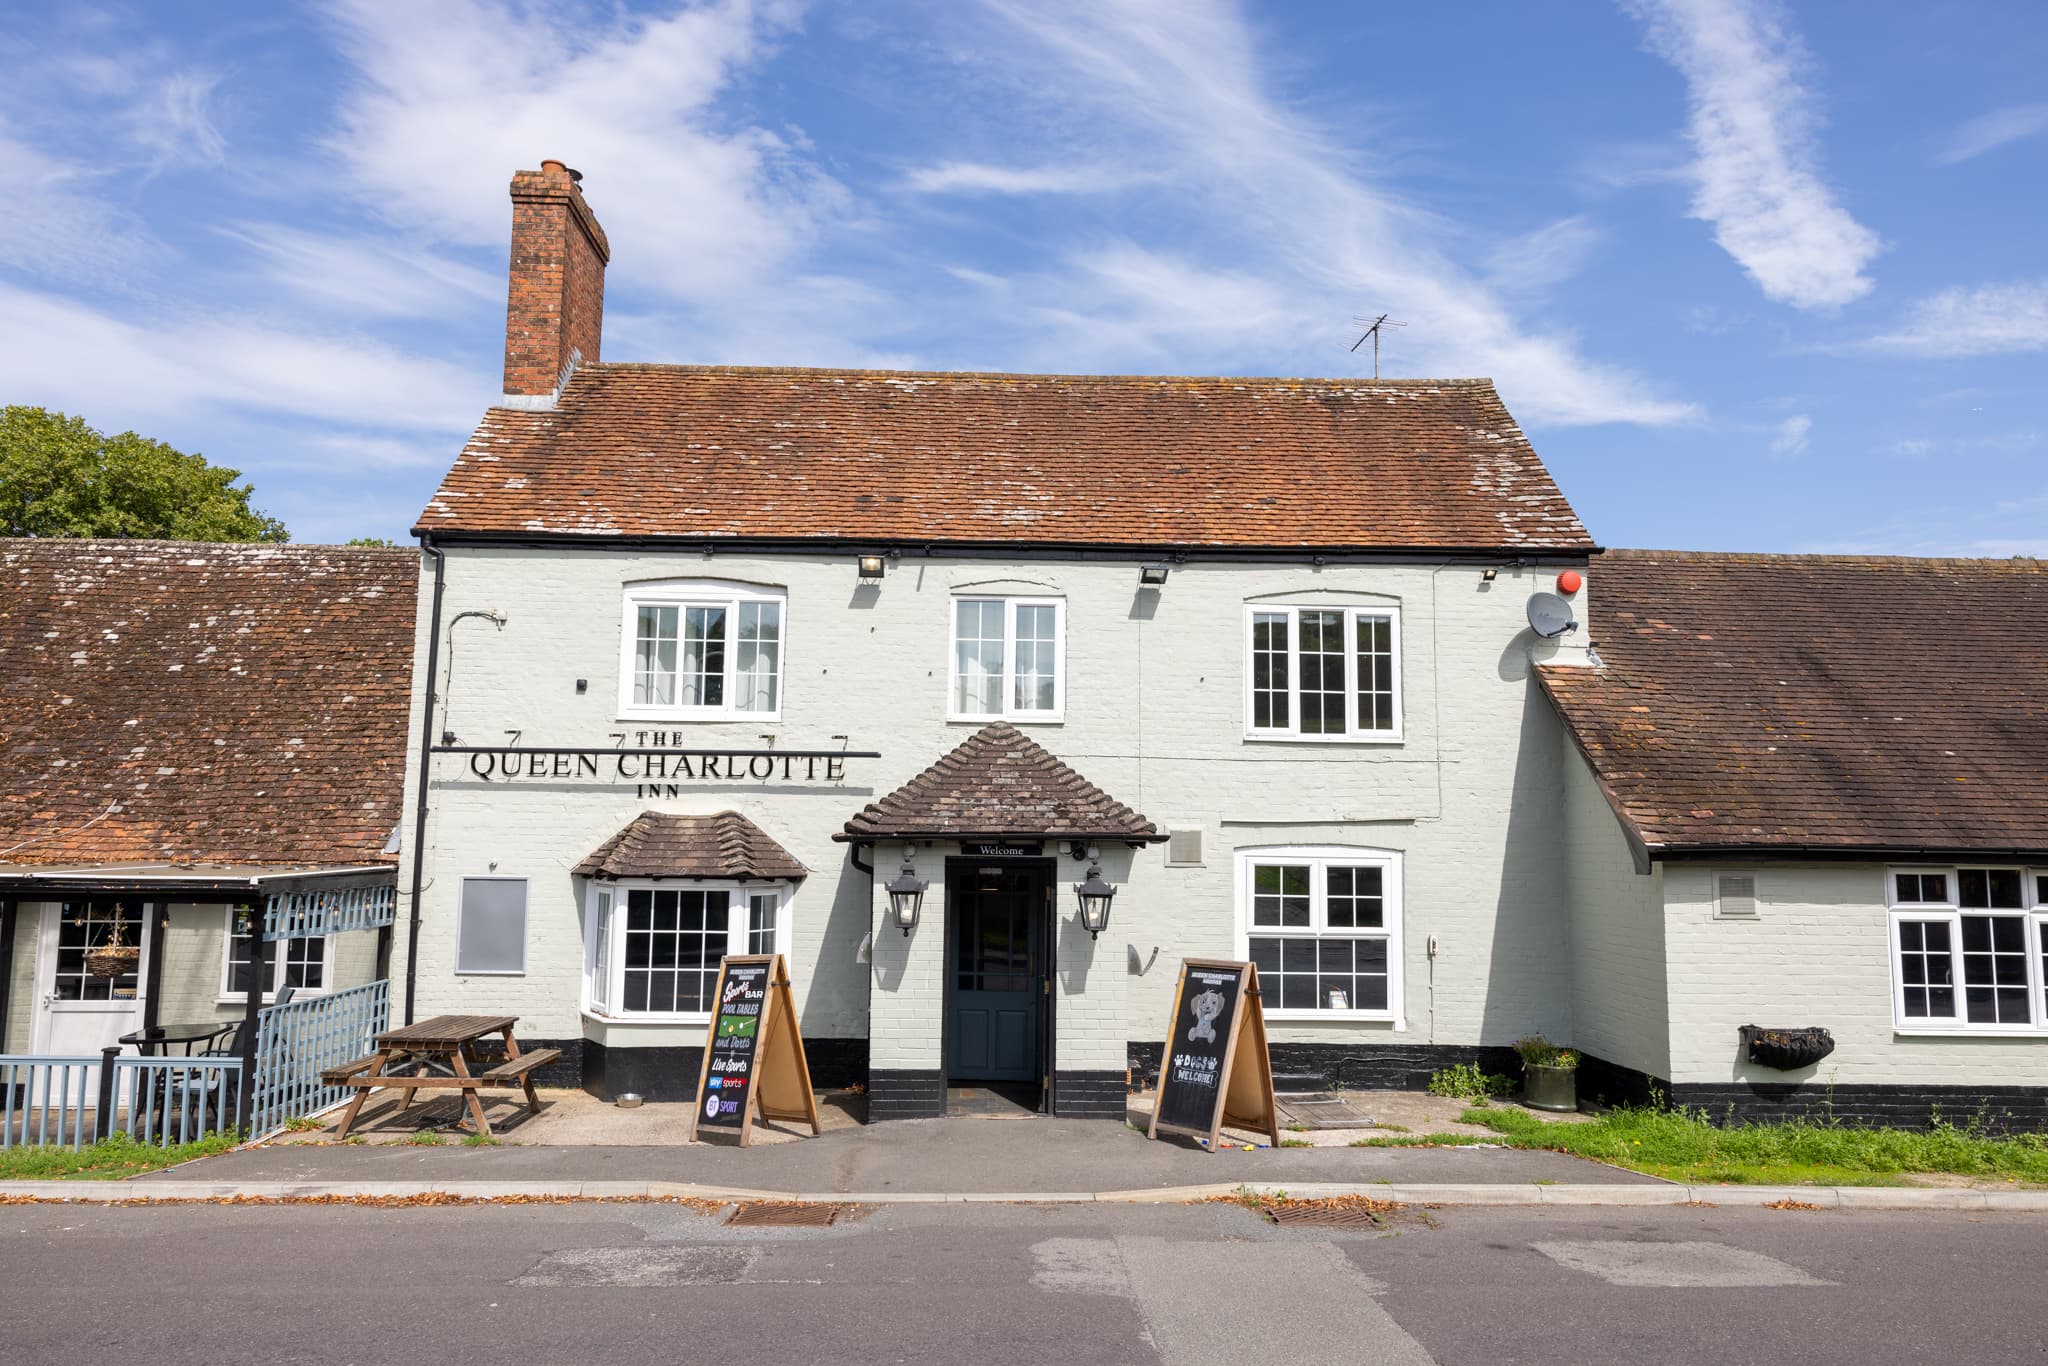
[1885,865,2048,1036]
[580,880,794,1024]
[618,579,787,722]
[1242,603,1403,743]
[1234,844,1404,1023]
[218,908,333,1003]
[946,595,1065,723]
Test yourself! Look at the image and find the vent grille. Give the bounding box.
[1716,874,1759,919]
[1167,830,1202,865]
[725,1201,845,1228]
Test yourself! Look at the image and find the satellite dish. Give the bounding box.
[1526,591,1577,639]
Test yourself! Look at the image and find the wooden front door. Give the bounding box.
[947,862,1048,1084]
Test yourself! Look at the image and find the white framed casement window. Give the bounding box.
[1886,866,2048,1034]
[1243,603,1401,741]
[1235,845,1403,1021]
[619,580,786,722]
[219,909,331,1002]
[948,596,1064,722]
[581,882,793,1022]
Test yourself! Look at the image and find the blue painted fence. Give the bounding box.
[0,1054,244,1150]
[248,979,391,1141]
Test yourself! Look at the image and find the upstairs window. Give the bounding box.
[950,596,1063,721]
[1245,604,1400,741]
[1888,866,2048,1032]
[620,582,785,720]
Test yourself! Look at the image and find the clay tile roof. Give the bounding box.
[1537,549,2048,858]
[837,722,1165,843]
[0,539,418,869]
[416,365,1594,552]
[574,810,807,880]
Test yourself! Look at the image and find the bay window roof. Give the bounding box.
[574,810,807,881]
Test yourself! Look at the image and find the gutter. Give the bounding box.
[404,536,447,1027]
[1645,843,2048,865]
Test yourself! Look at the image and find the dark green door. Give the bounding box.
[948,863,1046,1083]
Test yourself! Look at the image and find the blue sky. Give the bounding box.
[2,1,2043,552]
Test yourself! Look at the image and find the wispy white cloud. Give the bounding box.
[1484,217,1604,294]
[948,0,1691,426]
[1768,412,1810,456]
[1938,103,2048,164]
[0,123,157,286]
[318,0,847,309]
[1860,279,2048,357]
[124,68,227,168]
[1621,0,1881,309]
[903,160,1144,195]
[0,280,484,437]
[218,222,501,319]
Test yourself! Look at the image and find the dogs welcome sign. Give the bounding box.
[1148,958,1278,1151]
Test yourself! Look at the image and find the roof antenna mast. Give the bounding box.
[1349,313,1406,379]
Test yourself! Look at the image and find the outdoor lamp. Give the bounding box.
[1139,563,1170,586]
[1075,861,1117,939]
[858,554,887,581]
[884,853,927,935]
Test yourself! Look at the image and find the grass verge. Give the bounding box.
[1358,1104,2048,1187]
[0,1133,240,1181]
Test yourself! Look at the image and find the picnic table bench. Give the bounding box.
[328,1015,559,1140]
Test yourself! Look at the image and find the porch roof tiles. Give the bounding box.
[574,810,808,881]
[837,722,1165,844]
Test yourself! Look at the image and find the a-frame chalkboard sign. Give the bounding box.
[687,953,822,1146]
[1146,958,1279,1152]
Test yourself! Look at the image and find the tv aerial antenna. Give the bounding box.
[1350,313,1406,378]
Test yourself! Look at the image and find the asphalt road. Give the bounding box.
[3,1199,2041,1364]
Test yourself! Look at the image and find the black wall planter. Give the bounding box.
[1739,1025,1835,1070]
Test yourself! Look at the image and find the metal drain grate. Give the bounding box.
[1265,1205,1385,1229]
[725,1201,843,1228]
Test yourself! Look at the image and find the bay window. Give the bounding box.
[1888,866,2048,1032]
[582,883,790,1020]
[950,596,1063,721]
[1237,846,1403,1019]
[1245,604,1400,740]
[620,581,785,720]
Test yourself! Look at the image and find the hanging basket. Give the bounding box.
[1739,1024,1835,1070]
[85,944,141,979]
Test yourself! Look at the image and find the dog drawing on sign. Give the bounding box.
[1187,988,1225,1044]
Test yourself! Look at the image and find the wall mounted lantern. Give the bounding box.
[1138,563,1170,587]
[884,851,927,935]
[858,554,887,581]
[1075,860,1117,939]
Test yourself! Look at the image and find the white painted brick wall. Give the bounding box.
[1558,745,1670,1079]
[1662,863,2048,1087]
[398,547,1587,1059]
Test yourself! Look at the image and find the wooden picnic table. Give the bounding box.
[323,1014,559,1140]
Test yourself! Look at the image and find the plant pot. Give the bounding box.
[85,946,140,979]
[1522,1063,1578,1113]
[1739,1025,1835,1070]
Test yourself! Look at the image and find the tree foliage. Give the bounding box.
[1,406,287,542]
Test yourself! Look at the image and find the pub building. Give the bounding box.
[399,159,1597,1119]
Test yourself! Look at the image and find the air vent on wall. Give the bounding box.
[1167,830,1202,866]
[1715,874,1758,919]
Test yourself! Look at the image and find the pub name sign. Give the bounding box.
[446,737,876,796]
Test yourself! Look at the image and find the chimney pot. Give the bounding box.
[540,158,566,174]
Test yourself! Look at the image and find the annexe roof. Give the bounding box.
[0,540,418,872]
[417,365,1595,554]
[838,722,1165,844]
[574,811,807,881]
[1537,550,2048,860]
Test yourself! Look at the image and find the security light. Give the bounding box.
[1139,564,1170,586]
[858,555,887,580]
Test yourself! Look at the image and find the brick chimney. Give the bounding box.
[501,159,610,407]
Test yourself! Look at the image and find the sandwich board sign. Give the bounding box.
[1147,958,1279,1151]
[688,953,822,1146]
